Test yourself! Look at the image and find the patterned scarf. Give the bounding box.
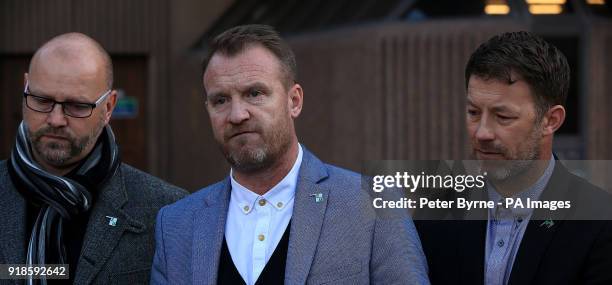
[7,122,120,284]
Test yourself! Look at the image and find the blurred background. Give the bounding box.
[1,0,611,191]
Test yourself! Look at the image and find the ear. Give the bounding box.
[24,73,28,88]
[288,83,303,119]
[103,90,118,124]
[541,105,565,136]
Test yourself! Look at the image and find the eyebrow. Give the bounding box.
[490,105,517,114]
[207,81,272,99]
[205,92,225,100]
[466,99,518,114]
[241,82,271,94]
[26,84,95,103]
[28,90,91,103]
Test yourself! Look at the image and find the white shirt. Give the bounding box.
[225,144,303,285]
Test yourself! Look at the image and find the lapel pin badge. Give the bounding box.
[310,193,324,203]
[540,219,554,229]
[106,216,118,227]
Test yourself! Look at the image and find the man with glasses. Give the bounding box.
[0,32,186,284]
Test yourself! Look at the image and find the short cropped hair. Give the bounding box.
[465,31,570,119]
[202,24,297,87]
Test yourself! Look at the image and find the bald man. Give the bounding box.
[0,33,187,284]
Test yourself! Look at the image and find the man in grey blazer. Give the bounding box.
[0,32,186,284]
[151,25,429,284]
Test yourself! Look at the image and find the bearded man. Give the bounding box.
[415,31,612,285]
[151,24,430,285]
[0,32,186,284]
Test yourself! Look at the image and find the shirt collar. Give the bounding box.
[488,154,555,219]
[230,144,304,215]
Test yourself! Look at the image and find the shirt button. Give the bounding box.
[259,199,266,206]
[277,202,283,208]
[258,234,265,241]
[243,205,250,212]
[497,240,505,247]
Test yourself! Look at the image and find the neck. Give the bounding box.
[233,142,299,196]
[39,161,78,176]
[491,156,551,197]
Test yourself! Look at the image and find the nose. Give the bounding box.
[228,100,250,125]
[46,104,68,127]
[473,118,495,142]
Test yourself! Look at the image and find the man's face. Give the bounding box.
[203,45,300,172]
[24,55,113,170]
[466,75,544,180]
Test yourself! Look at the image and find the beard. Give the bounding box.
[473,126,541,181]
[29,121,103,167]
[219,116,293,173]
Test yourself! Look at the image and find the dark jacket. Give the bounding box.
[0,160,188,284]
[415,161,612,285]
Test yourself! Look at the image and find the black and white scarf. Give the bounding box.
[7,122,120,284]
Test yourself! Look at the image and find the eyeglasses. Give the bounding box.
[23,80,111,118]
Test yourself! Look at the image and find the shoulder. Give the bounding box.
[324,163,361,181]
[559,163,612,203]
[119,163,188,207]
[568,172,612,216]
[299,148,363,200]
[156,179,227,235]
[320,163,363,194]
[546,162,612,221]
[162,179,227,214]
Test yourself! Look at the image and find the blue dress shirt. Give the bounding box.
[485,155,555,285]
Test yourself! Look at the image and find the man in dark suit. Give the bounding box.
[0,32,187,284]
[151,24,430,285]
[415,31,612,285]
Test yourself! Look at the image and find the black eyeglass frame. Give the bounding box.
[23,80,112,118]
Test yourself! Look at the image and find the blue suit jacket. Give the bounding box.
[151,149,430,284]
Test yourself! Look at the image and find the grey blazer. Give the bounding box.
[0,160,187,284]
[151,148,430,284]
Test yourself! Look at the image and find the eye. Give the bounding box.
[467,108,479,116]
[64,103,93,117]
[209,96,228,106]
[247,90,263,98]
[497,114,516,123]
[215,97,227,105]
[66,103,91,112]
[31,96,53,105]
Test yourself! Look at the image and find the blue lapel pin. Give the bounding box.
[310,193,324,203]
[106,216,118,226]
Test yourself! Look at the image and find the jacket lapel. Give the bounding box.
[285,149,330,284]
[508,162,572,285]
[73,166,146,284]
[458,175,487,285]
[450,161,487,285]
[192,179,230,284]
[457,220,487,285]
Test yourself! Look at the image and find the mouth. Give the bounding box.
[41,134,70,142]
[475,149,504,159]
[229,131,257,139]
